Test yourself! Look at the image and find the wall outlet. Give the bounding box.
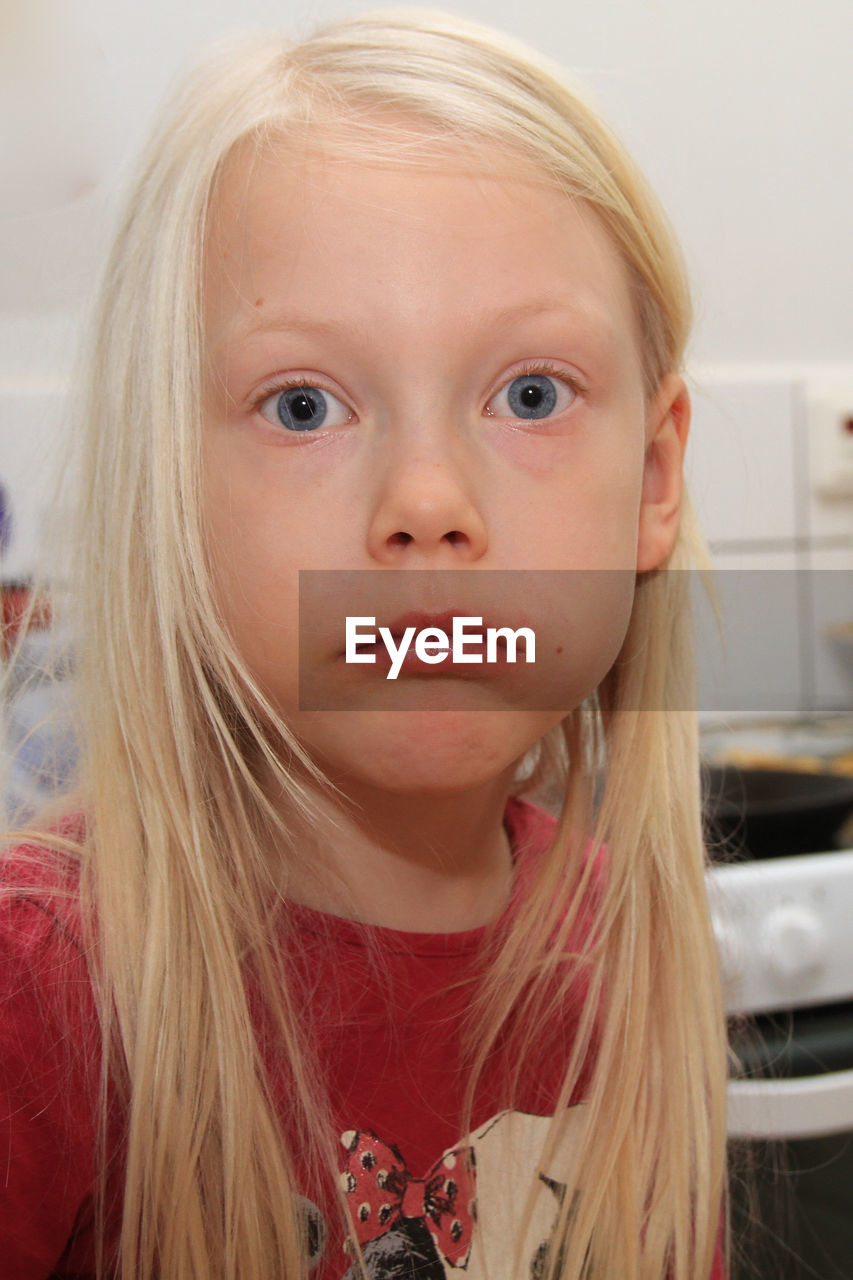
[811,391,853,499]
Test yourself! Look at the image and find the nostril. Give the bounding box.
[388,531,413,547]
[445,530,463,545]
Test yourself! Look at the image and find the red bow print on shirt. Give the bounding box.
[340,1129,477,1267]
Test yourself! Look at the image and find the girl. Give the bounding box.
[0,9,728,1279]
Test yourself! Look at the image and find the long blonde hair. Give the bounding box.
[13,9,726,1278]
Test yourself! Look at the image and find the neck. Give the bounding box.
[281,768,518,932]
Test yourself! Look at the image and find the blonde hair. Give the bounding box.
[13,9,725,1278]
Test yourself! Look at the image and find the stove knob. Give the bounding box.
[760,903,827,981]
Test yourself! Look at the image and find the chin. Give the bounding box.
[300,707,541,799]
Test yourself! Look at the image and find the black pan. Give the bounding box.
[703,765,853,859]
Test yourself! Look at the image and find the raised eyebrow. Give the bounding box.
[234,314,369,346]
[488,297,597,322]
[233,298,613,344]
[485,298,619,346]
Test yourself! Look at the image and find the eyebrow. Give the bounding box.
[233,296,615,347]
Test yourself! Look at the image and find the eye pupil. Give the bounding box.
[277,387,327,430]
[507,374,558,420]
[290,392,315,421]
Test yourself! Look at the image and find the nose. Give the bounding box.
[365,440,489,565]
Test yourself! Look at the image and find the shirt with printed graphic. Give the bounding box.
[0,798,725,1279]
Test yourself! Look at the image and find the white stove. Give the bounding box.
[709,850,853,1140]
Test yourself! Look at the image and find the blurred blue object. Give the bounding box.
[0,482,11,557]
[3,625,78,823]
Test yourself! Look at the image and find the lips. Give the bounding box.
[341,608,531,676]
[382,609,494,641]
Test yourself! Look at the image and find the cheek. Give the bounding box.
[208,525,300,695]
[511,469,644,570]
[203,456,306,708]
[526,569,636,711]
[495,418,646,569]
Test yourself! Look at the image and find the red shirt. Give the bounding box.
[0,799,724,1278]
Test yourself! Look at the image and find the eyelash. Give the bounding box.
[252,375,350,412]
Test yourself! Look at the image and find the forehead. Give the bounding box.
[204,128,642,371]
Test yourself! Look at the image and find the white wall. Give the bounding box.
[2,0,851,372]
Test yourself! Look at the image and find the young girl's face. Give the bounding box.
[202,129,687,798]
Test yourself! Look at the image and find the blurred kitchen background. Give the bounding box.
[2,2,853,1277]
[2,0,853,712]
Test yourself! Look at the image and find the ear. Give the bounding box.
[636,373,691,572]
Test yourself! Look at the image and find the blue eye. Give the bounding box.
[487,372,577,421]
[258,384,351,432]
[508,375,556,418]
